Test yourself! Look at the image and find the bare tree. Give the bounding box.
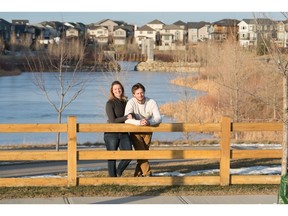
[26,37,92,151]
[254,12,288,176]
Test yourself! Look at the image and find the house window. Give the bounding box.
[270,26,273,31]
[115,31,124,36]
[175,31,180,40]
[147,31,153,34]
[164,35,169,40]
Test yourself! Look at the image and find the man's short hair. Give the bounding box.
[131,83,145,94]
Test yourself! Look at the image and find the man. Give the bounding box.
[124,83,162,177]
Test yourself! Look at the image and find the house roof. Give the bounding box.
[187,21,210,29]
[12,19,29,25]
[96,19,116,25]
[89,26,108,30]
[113,20,127,26]
[137,25,156,31]
[96,19,126,26]
[0,18,11,25]
[163,24,182,30]
[114,25,134,32]
[212,19,240,26]
[147,19,165,25]
[241,18,276,25]
[173,20,186,26]
[40,21,66,30]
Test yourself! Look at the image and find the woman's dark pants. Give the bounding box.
[104,132,132,177]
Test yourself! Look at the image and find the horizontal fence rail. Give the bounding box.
[0,116,283,187]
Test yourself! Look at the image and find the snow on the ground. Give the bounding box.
[20,165,281,178]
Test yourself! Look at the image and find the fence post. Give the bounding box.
[67,116,77,187]
[220,116,231,186]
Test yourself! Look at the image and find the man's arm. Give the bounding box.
[124,99,141,125]
[148,100,162,126]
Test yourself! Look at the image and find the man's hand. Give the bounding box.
[140,119,150,126]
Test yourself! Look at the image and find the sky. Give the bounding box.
[1,12,286,26]
[1,0,288,26]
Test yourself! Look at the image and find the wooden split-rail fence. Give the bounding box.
[0,116,283,187]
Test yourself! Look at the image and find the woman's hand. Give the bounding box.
[127,114,133,119]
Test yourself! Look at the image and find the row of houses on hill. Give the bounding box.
[1,17,288,53]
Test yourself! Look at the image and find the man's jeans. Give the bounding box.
[104,132,132,177]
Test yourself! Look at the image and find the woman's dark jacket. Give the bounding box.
[105,97,129,123]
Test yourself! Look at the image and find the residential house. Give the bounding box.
[173,20,186,30]
[41,21,66,36]
[66,27,79,38]
[146,19,165,32]
[94,19,127,44]
[134,25,156,48]
[113,25,134,45]
[10,19,33,48]
[238,18,276,47]
[0,18,11,52]
[64,22,87,40]
[26,23,45,48]
[173,20,188,44]
[87,26,109,44]
[187,21,210,44]
[146,19,165,45]
[209,19,240,42]
[159,24,185,48]
[276,20,288,47]
[39,22,60,44]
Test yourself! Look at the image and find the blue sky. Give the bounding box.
[1,0,288,26]
[0,12,286,26]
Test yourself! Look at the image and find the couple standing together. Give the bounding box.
[104,81,162,177]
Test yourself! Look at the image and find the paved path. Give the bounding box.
[0,195,278,204]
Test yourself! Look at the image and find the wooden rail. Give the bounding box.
[0,116,283,187]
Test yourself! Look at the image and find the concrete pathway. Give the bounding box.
[0,195,278,204]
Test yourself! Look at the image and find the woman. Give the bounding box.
[104,80,133,177]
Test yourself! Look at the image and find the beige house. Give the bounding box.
[146,19,165,32]
[160,24,184,45]
[96,19,119,34]
[238,18,275,47]
[113,28,126,45]
[87,26,109,44]
[66,27,79,38]
[187,21,210,44]
[96,19,127,35]
[134,25,156,48]
[113,25,134,45]
[276,20,288,47]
